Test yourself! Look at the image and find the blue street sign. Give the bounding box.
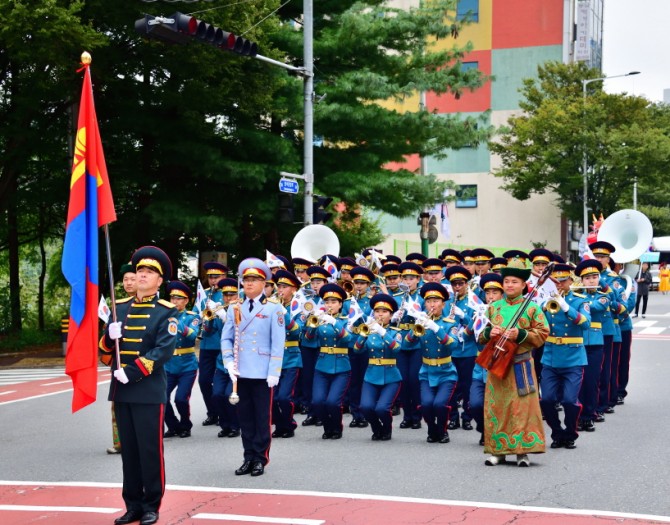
[279,177,299,194]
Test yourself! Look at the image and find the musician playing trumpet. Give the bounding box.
[348,266,375,428]
[574,260,609,432]
[539,264,591,451]
[211,278,242,438]
[353,294,403,441]
[406,283,459,444]
[304,283,352,439]
[479,259,548,467]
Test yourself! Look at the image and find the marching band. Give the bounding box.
[111,213,650,483]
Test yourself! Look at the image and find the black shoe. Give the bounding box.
[411,421,422,429]
[604,407,615,414]
[357,419,369,428]
[314,419,323,426]
[563,440,577,449]
[250,461,265,477]
[399,420,411,429]
[391,406,400,416]
[462,420,473,431]
[322,432,332,439]
[202,416,218,426]
[448,420,459,430]
[178,430,191,438]
[381,433,392,441]
[594,413,605,423]
[616,396,625,405]
[218,430,228,438]
[235,461,253,475]
[299,405,309,415]
[479,435,484,446]
[371,433,382,441]
[426,435,437,443]
[114,510,143,524]
[349,419,360,428]
[302,416,318,426]
[227,429,241,438]
[272,429,282,438]
[281,429,295,438]
[550,440,565,449]
[582,420,596,432]
[439,433,450,444]
[330,432,343,439]
[140,512,159,525]
[163,430,178,438]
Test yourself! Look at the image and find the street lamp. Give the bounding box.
[581,71,640,234]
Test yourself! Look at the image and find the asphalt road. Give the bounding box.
[2,292,670,518]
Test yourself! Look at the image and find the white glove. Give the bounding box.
[425,319,440,332]
[321,314,337,325]
[108,321,122,340]
[391,309,404,323]
[113,368,129,384]
[267,375,279,388]
[225,362,239,382]
[215,307,227,320]
[375,325,387,337]
[557,295,570,312]
[206,300,220,311]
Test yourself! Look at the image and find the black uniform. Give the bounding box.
[101,294,177,515]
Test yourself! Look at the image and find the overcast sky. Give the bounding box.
[602,0,670,102]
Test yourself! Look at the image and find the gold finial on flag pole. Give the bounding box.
[81,51,92,65]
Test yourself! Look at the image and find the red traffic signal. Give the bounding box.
[135,12,258,57]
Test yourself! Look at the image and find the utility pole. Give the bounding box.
[303,0,314,225]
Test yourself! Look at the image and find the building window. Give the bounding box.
[457,0,479,22]
[461,61,478,72]
[455,184,477,208]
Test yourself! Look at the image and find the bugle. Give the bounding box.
[202,303,226,321]
[545,291,564,315]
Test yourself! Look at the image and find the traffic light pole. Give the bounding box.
[303,0,314,225]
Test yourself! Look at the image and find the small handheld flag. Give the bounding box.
[98,296,110,324]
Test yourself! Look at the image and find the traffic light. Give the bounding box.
[135,12,258,57]
[313,195,333,224]
[279,194,294,223]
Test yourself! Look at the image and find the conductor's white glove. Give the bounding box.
[424,319,440,333]
[225,362,239,382]
[113,368,129,384]
[267,375,280,388]
[320,314,337,325]
[108,322,123,340]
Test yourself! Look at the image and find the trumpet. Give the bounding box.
[306,306,333,328]
[341,280,355,294]
[412,307,434,337]
[358,318,378,337]
[202,303,227,321]
[545,291,565,314]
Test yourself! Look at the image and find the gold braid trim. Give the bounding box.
[138,357,155,375]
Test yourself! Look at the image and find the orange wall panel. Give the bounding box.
[492,0,564,49]
[426,50,491,114]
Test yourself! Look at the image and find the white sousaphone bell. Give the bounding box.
[597,209,654,296]
[291,224,340,263]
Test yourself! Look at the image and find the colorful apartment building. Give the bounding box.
[376,0,603,258]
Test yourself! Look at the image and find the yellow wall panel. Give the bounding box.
[431,0,492,52]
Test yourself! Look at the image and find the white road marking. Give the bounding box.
[0,504,120,514]
[638,327,666,335]
[194,513,325,524]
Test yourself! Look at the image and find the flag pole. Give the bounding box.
[103,224,121,370]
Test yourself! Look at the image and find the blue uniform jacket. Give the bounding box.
[541,291,590,368]
[451,294,478,358]
[304,316,352,374]
[353,326,402,385]
[221,296,285,379]
[282,307,303,369]
[582,290,609,347]
[165,309,199,375]
[299,297,323,349]
[199,288,224,350]
[394,290,423,351]
[407,317,459,387]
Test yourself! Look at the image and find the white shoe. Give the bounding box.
[106,447,121,455]
[485,455,506,466]
[516,454,530,467]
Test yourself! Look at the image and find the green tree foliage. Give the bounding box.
[490,61,670,225]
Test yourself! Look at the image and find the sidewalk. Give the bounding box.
[0,344,64,369]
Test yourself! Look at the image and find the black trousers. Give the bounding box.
[635,293,648,315]
[114,402,165,513]
[237,378,273,465]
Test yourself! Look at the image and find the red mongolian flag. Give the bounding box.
[62,59,116,412]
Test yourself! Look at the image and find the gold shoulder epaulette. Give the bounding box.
[390,326,402,331]
[573,292,586,298]
[266,296,280,304]
[158,299,176,309]
[117,296,133,304]
[597,290,609,295]
[187,310,197,315]
[608,271,618,277]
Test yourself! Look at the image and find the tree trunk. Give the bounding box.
[7,178,21,333]
[38,218,46,331]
